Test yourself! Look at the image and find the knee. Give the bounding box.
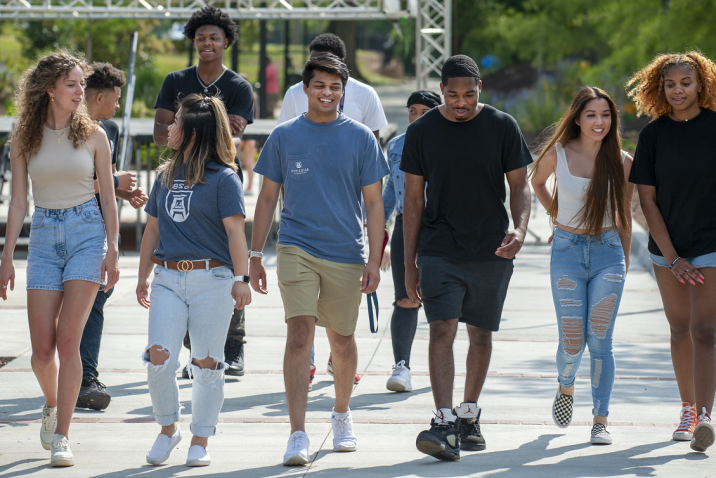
[148,345,171,366]
[669,320,692,341]
[560,317,584,356]
[395,298,420,309]
[55,336,79,362]
[286,320,313,352]
[329,335,356,357]
[32,345,56,367]
[468,328,492,348]
[430,321,456,343]
[191,356,222,370]
[691,321,716,345]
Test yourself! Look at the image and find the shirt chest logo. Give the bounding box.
[165,180,193,223]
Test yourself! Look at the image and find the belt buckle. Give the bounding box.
[177,260,194,272]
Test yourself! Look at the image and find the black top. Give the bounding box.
[399,105,533,261]
[629,108,716,258]
[155,66,255,123]
[95,119,119,210]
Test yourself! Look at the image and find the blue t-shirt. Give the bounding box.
[254,114,389,264]
[145,161,245,271]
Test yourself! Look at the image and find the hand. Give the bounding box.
[405,262,421,303]
[249,257,268,294]
[232,282,252,309]
[128,188,148,209]
[101,250,120,291]
[136,277,151,308]
[115,171,137,191]
[361,260,380,294]
[671,258,705,285]
[0,257,15,301]
[228,114,246,135]
[547,234,553,245]
[380,248,391,271]
[496,230,526,259]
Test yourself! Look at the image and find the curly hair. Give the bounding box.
[10,50,97,163]
[183,6,238,47]
[309,33,346,59]
[86,62,126,92]
[626,51,716,119]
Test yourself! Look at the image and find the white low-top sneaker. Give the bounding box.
[283,431,310,466]
[41,405,57,450]
[331,409,357,452]
[186,445,211,466]
[50,434,74,467]
[386,360,412,392]
[146,428,182,465]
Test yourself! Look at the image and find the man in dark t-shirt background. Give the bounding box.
[153,6,255,377]
[401,55,533,461]
[77,62,149,410]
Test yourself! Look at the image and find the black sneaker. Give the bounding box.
[454,405,486,451]
[416,417,461,460]
[224,340,244,377]
[75,376,111,411]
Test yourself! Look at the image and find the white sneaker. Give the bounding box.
[331,409,357,452]
[283,431,310,466]
[146,428,182,465]
[186,445,211,466]
[50,434,74,467]
[386,360,412,392]
[41,405,57,450]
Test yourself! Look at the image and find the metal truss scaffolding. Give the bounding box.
[0,0,451,87]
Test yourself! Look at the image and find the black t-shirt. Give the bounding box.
[95,119,119,208]
[400,105,533,261]
[155,66,255,123]
[629,108,716,258]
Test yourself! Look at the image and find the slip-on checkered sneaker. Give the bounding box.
[552,387,573,428]
[590,423,612,445]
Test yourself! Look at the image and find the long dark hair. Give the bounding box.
[531,86,630,235]
[158,94,237,189]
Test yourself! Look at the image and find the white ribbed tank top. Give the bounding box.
[27,126,96,209]
[554,142,626,229]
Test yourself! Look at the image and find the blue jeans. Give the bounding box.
[142,265,235,437]
[550,227,626,417]
[80,287,114,378]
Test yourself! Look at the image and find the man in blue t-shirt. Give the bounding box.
[250,54,389,466]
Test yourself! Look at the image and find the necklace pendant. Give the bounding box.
[57,138,62,143]
[204,88,208,93]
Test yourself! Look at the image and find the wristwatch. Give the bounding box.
[249,250,263,259]
[233,275,250,283]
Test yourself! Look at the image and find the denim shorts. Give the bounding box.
[27,198,108,291]
[650,251,716,268]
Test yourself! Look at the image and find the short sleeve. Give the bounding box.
[226,77,255,124]
[253,131,285,184]
[360,133,390,187]
[399,126,423,176]
[217,170,246,218]
[361,87,389,132]
[629,126,656,186]
[154,74,177,112]
[277,87,299,124]
[502,118,533,173]
[144,177,161,217]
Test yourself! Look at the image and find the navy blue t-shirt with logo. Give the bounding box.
[145,161,245,272]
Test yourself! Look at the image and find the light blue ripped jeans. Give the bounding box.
[550,227,626,417]
[143,264,234,437]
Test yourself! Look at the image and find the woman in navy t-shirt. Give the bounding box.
[136,94,251,467]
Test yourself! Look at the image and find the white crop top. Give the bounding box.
[554,142,627,229]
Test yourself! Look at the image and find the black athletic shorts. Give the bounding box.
[417,255,513,331]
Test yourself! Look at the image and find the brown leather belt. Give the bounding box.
[151,256,223,272]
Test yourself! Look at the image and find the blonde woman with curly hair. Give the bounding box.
[627,51,716,452]
[0,51,119,466]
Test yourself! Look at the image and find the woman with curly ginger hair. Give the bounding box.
[0,51,119,466]
[627,51,716,452]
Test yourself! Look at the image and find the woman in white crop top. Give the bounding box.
[0,51,119,467]
[530,86,634,445]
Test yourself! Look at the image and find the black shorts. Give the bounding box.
[417,255,513,331]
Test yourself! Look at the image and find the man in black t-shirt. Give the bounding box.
[153,6,255,377]
[401,55,533,461]
[77,62,149,411]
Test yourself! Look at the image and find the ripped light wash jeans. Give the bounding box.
[143,264,234,437]
[550,227,626,417]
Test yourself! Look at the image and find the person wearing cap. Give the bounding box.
[381,90,441,393]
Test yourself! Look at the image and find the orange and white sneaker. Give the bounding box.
[690,408,715,452]
[673,402,696,441]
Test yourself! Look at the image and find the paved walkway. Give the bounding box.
[1,224,713,477]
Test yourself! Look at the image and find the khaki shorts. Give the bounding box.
[276,245,364,336]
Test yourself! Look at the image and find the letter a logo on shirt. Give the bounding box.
[165,180,193,223]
